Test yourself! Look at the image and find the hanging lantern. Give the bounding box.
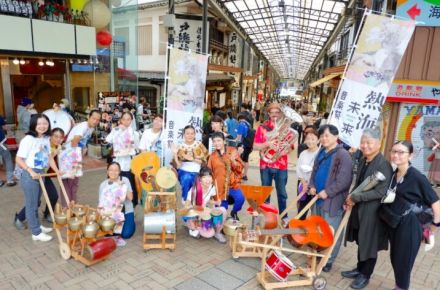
[96,30,112,46]
[70,0,88,11]
[83,0,111,29]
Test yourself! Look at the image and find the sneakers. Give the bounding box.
[230,211,239,221]
[189,229,200,239]
[242,176,248,181]
[214,232,227,244]
[14,214,27,230]
[40,225,53,234]
[281,217,289,228]
[115,236,126,247]
[6,181,17,187]
[0,180,4,187]
[32,232,53,242]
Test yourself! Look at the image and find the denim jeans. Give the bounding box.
[18,177,59,220]
[19,169,44,235]
[260,167,288,216]
[221,188,245,213]
[313,205,344,264]
[0,146,14,182]
[178,170,198,201]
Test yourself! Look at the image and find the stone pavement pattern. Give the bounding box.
[1,153,440,290]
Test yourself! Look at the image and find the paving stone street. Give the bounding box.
[1,151,439,290]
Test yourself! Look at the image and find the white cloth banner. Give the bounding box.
[329,13,415,148]
[163,48,208,165]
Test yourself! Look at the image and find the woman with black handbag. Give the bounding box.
[381,141,440,290]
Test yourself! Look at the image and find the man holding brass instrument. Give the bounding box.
[254,103,296,225]
[342,128,393,289]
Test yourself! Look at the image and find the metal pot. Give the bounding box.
[68,217,82,231]
[87,212,97,222]
[223,219,242,237]
[99,216,116,232]
[72,206,85,218]
[54,212,68,225]
[82,221,99,238]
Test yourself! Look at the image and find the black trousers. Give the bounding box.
[389,214,422,290]
[121,171,138,208]
[356,251,377,278]
[43,178,59,218]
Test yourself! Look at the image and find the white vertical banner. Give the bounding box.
[163,48,209,166]
[329,13,415,148]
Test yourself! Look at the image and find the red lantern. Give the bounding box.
[96,30,112,46]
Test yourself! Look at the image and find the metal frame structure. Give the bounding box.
[215,0,349,79]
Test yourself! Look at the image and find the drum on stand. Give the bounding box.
[265,250,295,282]
[43,109,73,136]
[144,210,176,234]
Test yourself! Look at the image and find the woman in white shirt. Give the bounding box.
[98,162,134,246]
[105,112,139,208]
[296,129,320,220]
[15,114,59,242]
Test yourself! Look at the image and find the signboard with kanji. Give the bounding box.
[174,17,209,53]
[397,0,440,26]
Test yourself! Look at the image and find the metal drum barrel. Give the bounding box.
[83,237,117,261]
[144,210,176,234]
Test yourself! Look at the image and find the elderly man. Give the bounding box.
[342,128,393,289]
[309,124,353,272]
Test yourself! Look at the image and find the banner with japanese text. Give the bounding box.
[175,16,209,53]
[329,13,415,147]
[163,48,209,165]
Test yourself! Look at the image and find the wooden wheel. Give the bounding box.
[59,242,71,260]
[313,275,327,290]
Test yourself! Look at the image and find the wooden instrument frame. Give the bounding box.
[38,173,115,266]
[143,191,177,251]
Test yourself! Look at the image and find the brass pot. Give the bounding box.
[87,212,97,222]
[99,216,116,232]
[54,212,68,225]
[82,221,99,238]
[68,217,82,231]
[223,219,242,237]
[72,206,85,218]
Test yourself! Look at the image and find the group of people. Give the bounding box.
[5,96,440,290]
[295,122,440,290]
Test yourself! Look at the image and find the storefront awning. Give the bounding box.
[309,73,342,87]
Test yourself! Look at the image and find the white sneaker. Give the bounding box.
[40,225,53,234]
[115,236,126,247]
[32,232,53,242]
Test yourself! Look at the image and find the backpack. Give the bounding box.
[242,122,255,149]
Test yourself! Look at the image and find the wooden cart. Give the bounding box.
[39,173,115,266]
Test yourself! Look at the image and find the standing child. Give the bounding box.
[14,114,59,241]
[98,162,135,246]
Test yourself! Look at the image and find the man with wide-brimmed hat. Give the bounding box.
[253,102,295,225]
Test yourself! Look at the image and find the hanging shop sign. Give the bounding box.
[329,13,415,148]
[228,32,242,68]
[387,80,440,104]
[163,48,209,165]
[174,15,209,53]
[396,0,440,26]
[396,103,440,182]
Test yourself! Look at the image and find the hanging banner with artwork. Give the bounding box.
[396,104,440,184]
[329,13,415,148]
[163,48,209,165]
[175,15,209,53]
[396,0,440,26]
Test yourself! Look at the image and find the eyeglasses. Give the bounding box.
[390,150,409,155]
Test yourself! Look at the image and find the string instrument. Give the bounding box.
[243,215,334,251]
